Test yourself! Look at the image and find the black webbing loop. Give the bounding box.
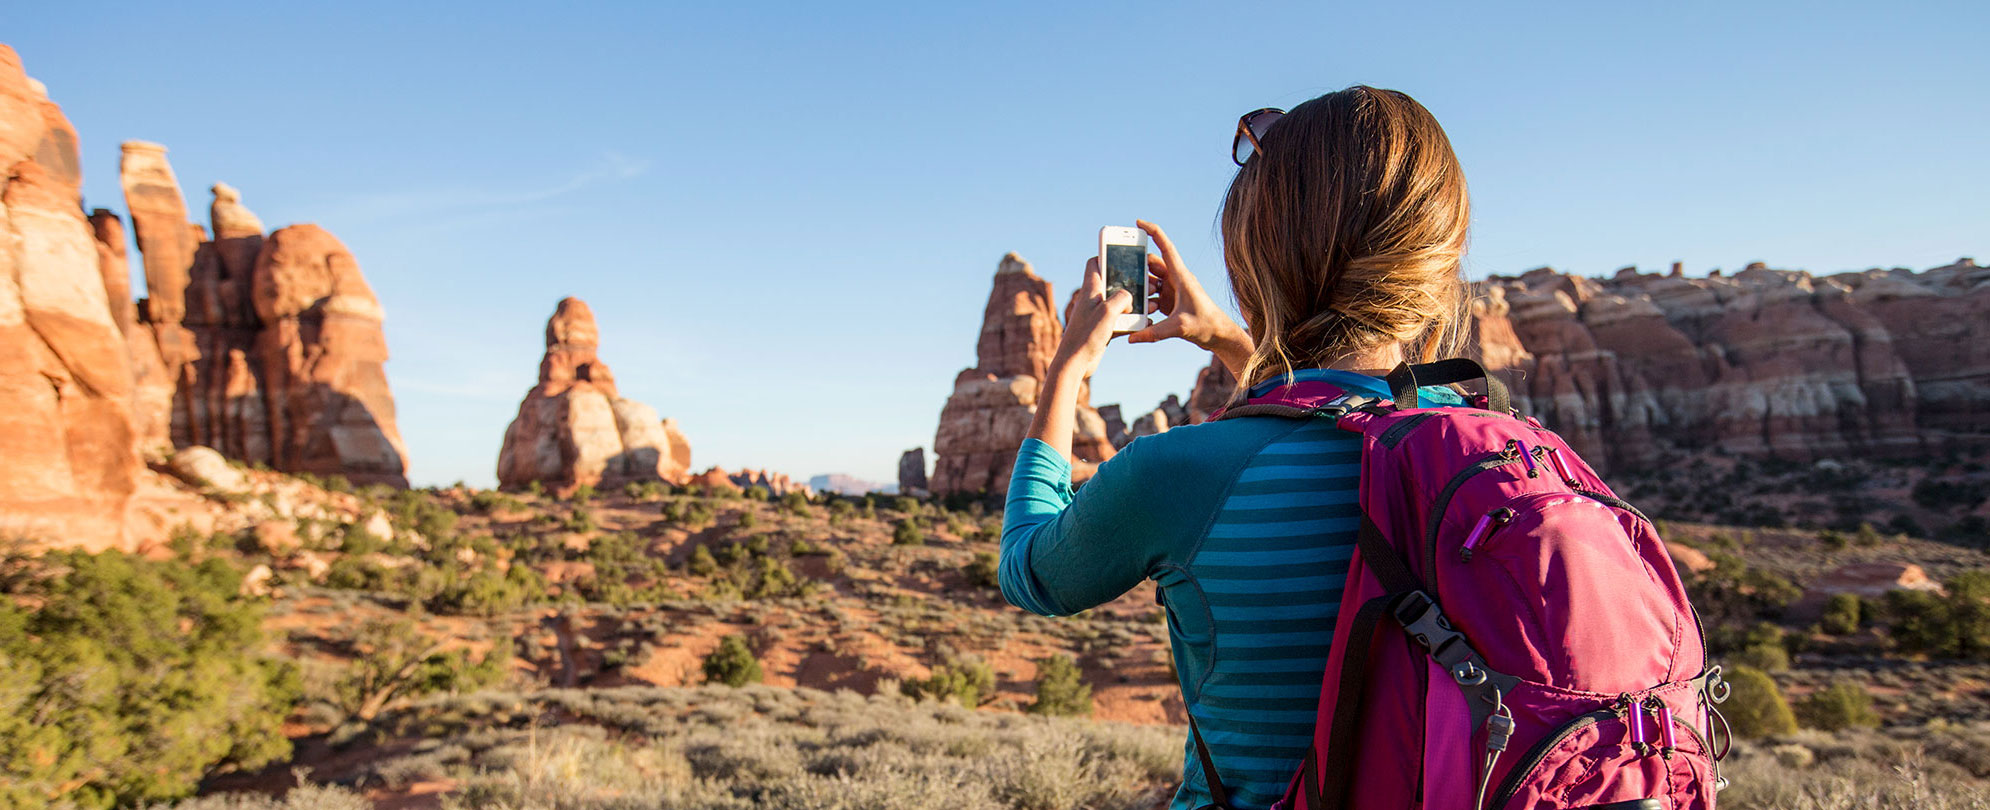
[1385,358,1512,414]
[1188,716,1238,809]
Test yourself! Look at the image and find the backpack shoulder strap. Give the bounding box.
[1210,379,1385,423]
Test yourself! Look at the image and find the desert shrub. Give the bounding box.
[747,557,810,599]
[333,617,509,722]
[687,545,719,576]
[788,539,827,556]
[745,485,771,502]
[894,520,926,546]
[1794,681,1880,731]
[564,508,598,534]
[903,655,995,708]
[1029,654,1093,717]
[781,491,811,517]
[429,563,547,616]
[1727,623,1792,673]
[966,552,999,589]
[323,555,407,593]
[468,490,524,514]
[569,483,596,504]
[704,635,763,686]
[524,479,545,497]
[340,522,385,555]
[0,550,299,809]
[1722,666,1797,740]
[1886,571,1990,660]
[1821,593,1863,636]
[386,489,460,541]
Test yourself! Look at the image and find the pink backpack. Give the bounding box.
[1197,359,1733,810]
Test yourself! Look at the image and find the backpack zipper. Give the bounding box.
[1422,445,1547,581]
[1485,698,1715,810]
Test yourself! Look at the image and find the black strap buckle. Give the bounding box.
[1391,591,1473,668]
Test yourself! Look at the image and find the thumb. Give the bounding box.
[1104,289,1134,314]
[1126,316,1184,344]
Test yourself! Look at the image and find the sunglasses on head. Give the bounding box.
[1232,107,1286,166]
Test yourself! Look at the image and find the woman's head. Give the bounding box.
[1220,86,1469,388]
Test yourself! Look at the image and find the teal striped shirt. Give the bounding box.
[1000,369,1460,810]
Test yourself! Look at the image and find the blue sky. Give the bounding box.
[12,1,1985,488]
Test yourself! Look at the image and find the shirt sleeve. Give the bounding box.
[997,436,1184,617]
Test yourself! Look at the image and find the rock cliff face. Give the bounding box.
[498,298,693,493]
[1469,262,1988,470]
[0,48,144,548]
[0,45,409,548]
[930,253,1115,498]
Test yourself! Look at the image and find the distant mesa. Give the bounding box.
[929,253,1116,499]
[0,44,406,551]
[811,473,890,497]
[497,297,694,494]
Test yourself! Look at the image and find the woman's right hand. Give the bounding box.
[1126,220,1253,376]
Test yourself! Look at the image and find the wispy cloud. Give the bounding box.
[323,151,651,223]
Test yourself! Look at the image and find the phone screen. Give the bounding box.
[1105,243,1147,304]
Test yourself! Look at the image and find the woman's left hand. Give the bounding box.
[1052,257,1133,381]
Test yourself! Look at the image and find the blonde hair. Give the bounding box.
[1221,86,1469,391]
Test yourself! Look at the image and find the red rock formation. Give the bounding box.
[729,468,810,497]
[930,253,1116,498]
[103,139,410,483]
[1185,356,1237,424]
[1481,263,1984,470]
[0,46,143,549]
[251,224,406,484]
[498,298,693,492]
[897,448,928,496]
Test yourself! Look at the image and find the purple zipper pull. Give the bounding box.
[1657,704,1677,753]
[1628,704,1648,752]
[1512,440,1539,477]
[1458,508,1514,562]
[1546,446,1575,484]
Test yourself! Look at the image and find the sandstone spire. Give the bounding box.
[497,297,692,492]
[930,253,1116,499]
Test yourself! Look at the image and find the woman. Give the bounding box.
[999,86,1470,810]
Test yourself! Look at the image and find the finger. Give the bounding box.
[1126,316,1185,345]
[1136,220,1188,279]
[1082,256,1105,298]
[1145,251,1177,283]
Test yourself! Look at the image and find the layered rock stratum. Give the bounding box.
[498,297,693,493]
[0,45,408,549]
[1467,262,1989,470]
[930,253,1115,498]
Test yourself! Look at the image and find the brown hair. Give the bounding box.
[1221,86,1469,390]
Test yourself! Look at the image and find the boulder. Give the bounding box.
[167,446,247,493]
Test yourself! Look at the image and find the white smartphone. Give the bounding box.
[1098,225,1151,334]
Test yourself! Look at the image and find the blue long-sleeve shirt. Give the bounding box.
[1000,368,1461,810]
